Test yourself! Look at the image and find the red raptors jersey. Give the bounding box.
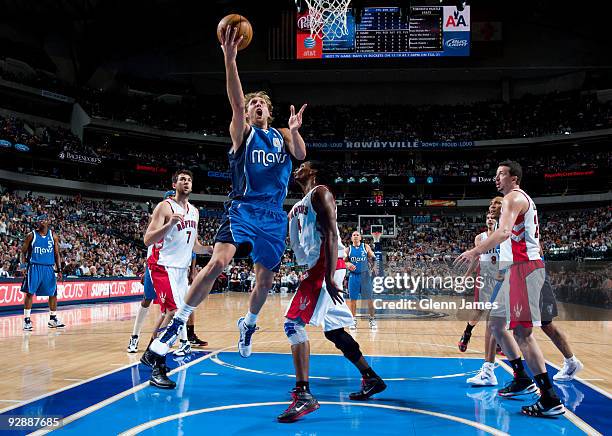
[500,188,541,266]
[148,198,199,269]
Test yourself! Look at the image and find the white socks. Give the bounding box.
[565,355,577,363]
[484,362,495,370]
[244,311,258,327]
[176,303,196,323]
[180,324,188,341]
[24,309,31,318]
[132,305,150,336]
[50,311,56,318]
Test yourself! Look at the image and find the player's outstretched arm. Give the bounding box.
[312,186,345,304]
[221,25,248,150]
[144,202,183,247]
[463,234,482,277]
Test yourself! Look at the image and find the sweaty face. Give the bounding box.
[246,97,271,125]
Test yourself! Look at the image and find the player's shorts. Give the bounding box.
[148,263,188,313]
[491,260,545,330]
[285,257,353,332]
[143,266,157,301]
[215,200,287,272]
[20,263,57,297]
[540,274,558,326]
[348,271,373,300]
[474,264,500,304]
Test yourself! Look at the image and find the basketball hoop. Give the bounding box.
[303,0,351,40]
[372,231,382,243]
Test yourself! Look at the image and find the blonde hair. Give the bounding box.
[244,91,274,123]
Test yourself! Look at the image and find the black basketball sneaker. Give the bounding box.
[458,330,472,352]
[277,391,320,422]
[349,376,387,400]
[150,358,176,389]
[498,376,538,397]
[522,397,565,417]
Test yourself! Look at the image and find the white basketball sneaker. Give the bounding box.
[173,340,192,357]
[48,317,65,328]
[553,357,584,381]
[467,363,498,386]
[237,317,258,358]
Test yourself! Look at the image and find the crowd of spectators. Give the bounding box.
[0,189,148,279]
[1,187,609,307]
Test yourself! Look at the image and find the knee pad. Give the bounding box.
[284,319,308,346]
[324,328,363,363]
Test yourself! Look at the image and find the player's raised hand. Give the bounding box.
[326,280,347,305]
[288,104,307,131]
[220,25,243,61]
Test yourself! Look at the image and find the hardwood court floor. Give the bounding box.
[1,292,610,405]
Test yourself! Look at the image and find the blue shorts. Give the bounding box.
[21,263,57,297]
[215,200,287,272]
[348,271,373,300]
[143,266,157,301]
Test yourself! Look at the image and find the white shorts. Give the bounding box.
[285,258,354,332]
[149,264,189,312]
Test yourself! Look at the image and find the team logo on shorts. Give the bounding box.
[513,303,523,320]
[299,296,310,311]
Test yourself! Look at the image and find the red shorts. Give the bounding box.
[148,262,188,313]
[285,254,352,331]
[493,260,544,329]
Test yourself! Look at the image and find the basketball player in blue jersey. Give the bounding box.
[20,214,64,330]
[148,25,307,364]
[345,231,377,330]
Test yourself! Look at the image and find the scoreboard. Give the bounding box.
[297,6,470,59]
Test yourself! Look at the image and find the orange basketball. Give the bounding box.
[217,14,253,51]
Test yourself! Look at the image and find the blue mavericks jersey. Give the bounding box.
[349,243,369,274]
[30,230,55,266]
[228,125,292,210]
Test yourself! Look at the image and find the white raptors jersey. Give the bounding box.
[288,185,345,270]
[478,231,500,276]
[500,188,541,266]
[149,198,199,269]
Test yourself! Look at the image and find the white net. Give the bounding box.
[304,0,351,40]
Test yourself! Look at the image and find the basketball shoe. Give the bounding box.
[521,397,565,417]
[466,362,498,386]
[458,330,471,352]
[553,357,583,381]
[23,318,33,331]
[150,358,176,389]
[150,318,185,356]
[48,317,65,328]
[237,317,259,358]
[174,340,192,356]
[498,376,538,397]
[277,390,320,422]
[127,335,139,353]
[349,376,387,400]
[369,316,377,330]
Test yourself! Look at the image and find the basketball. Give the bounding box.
[217,14,253,51]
